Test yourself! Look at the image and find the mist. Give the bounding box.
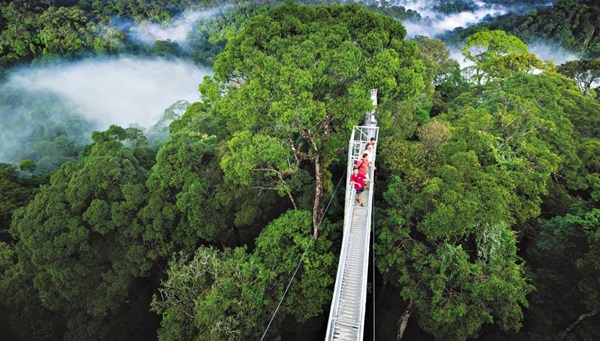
[128,9,220,46]
[0,57,210,165]
[403,7,501,38]
[9,58,209,128]
[528,42,580,66]
[393,0,556,38]
[388,1,576,68]
[0,1,577,168]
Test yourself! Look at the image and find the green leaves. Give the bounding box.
[558,58,600,96]
[141,128,224,255]
[378,220,532,340]
[526,187,600,339]
[462,30,550,84]
[204,2,425,233]
[153,210,336,340]
[8,126,151,337]
[376,62,581,340]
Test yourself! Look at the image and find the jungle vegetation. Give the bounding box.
[1,1,599,340]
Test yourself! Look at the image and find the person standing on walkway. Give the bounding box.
[365,137,376,151]
[365,144,374,164]
[355,152,371,180]
[350,167,368,206]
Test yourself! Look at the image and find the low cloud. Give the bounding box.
[390,0,557,38]
[9,57,211,129]
[528,42,580,66]
[129,9,219,45]
[403,7,503,38]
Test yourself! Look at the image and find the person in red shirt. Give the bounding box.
[355,153,371,179]
[350,167,368,206]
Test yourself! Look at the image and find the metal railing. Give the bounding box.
[325,124,378,341]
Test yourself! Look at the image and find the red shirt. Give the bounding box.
[355,158,370,176]
[350,173,366,190]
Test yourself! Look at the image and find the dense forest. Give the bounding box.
[1,0,600,340]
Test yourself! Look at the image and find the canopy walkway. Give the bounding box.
[325,90,378,341]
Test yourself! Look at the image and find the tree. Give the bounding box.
[8,127,152,339]
[462,30,552,85]
[374,70,592,339]
[526,186,600,340]
[377,168,535,340]
[19,159,36,175]
[0,164,40,238]
[152,210,337,340]
[152,246,263,341]
[36,6,94,56]
[200,2,424,236]
[557,58,600,96]
[414,36,461,87]
[412,36,469,117]
[140,128,227,257]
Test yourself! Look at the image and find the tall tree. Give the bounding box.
[152,210,336,340]
[557,58,600,96]
[140,127,228,256]
[200,2,424,236]
[373,68,596,339]
[462,30,552,85]
[7,126,152,339]
[413,36,468,117]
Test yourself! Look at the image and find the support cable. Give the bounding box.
[260,168,347,341]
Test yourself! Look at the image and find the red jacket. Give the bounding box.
[355,158,370,176]
[350,173,366,190]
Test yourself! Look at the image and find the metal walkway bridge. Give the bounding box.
[325,91,379,341]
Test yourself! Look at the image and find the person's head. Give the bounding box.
[370,138,375,143]
[353,167,359,175]
[367,145,373,151]
[362,153,368,158]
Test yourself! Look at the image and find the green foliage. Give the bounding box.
[446,71,597,199]
[140,128,224,257]
[558,58,600,96]
[0,163,43,242]
[374,69,597,339]
[499,72,600,190]
[7,126,152,338]
[152,246,264,341]
[445,0,600,59]
[415,36,462,87]
[19,159,36,174]
[462,30,551,84]
[253,210,336,324]
[526,187,600,340]
[202,1,424,233]
[379,174,534,340]
[36,6,95,57]
[153,210,336,340]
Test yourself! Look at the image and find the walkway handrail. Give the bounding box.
[325,124,378,341]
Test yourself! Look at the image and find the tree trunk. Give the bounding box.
[397,300,414,341]
[312,155,324,239]
[559,310,597,340]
